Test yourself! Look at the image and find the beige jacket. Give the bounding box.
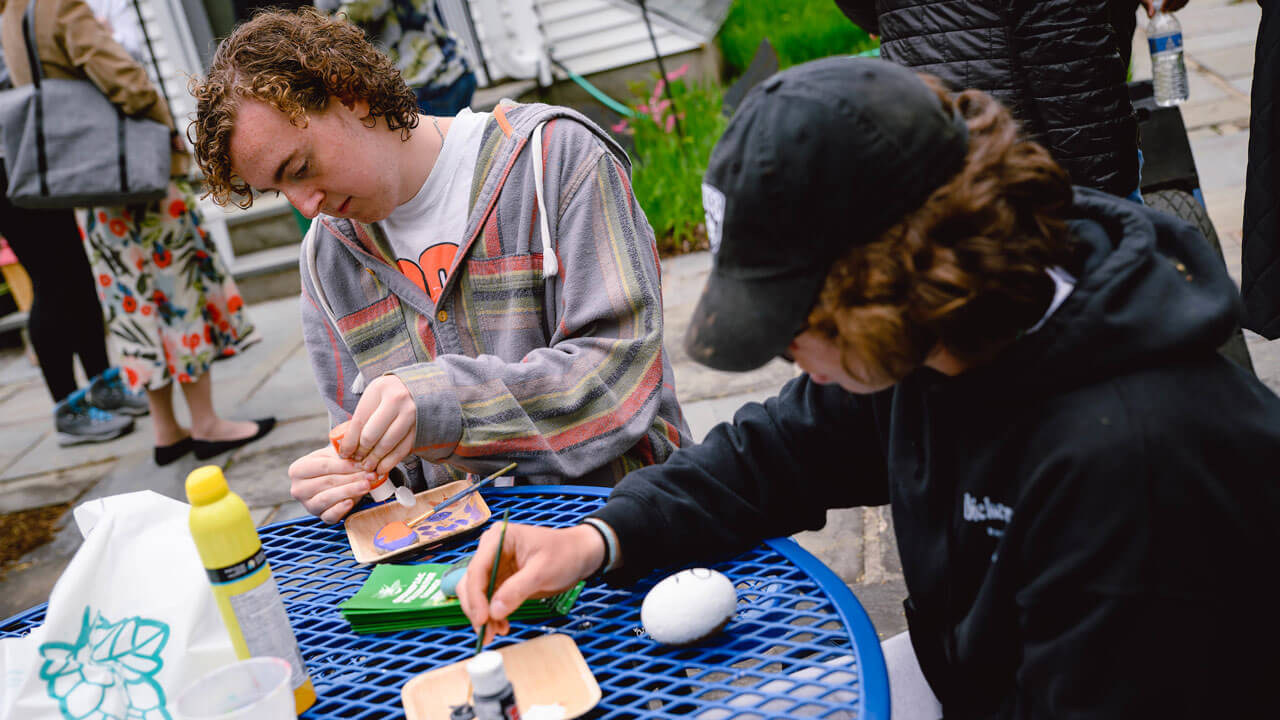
[1,0,172,130]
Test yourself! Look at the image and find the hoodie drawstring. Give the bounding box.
[531,121,557,278]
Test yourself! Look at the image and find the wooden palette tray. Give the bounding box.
[345,480,491,564]
[402,634,601,720]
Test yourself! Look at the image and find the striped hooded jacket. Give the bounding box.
[299,101,691,489]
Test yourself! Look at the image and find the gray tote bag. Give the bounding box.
[0,0,168,209]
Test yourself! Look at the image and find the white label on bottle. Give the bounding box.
[228,576,308,689]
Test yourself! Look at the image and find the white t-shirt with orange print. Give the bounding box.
[382,108,490,302]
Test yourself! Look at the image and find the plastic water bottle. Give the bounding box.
[1148,1,1189,107]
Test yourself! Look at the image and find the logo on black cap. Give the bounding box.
[702,183,725,256]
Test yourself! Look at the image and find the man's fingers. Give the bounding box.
[320,497,356,524]
[337,414,365,459]
[487,566,545,622]
[459,527,502,628]
[294,475,369,517]
[481,618,510,646]
[374,423,415,478]
[356,403,397,467]
[290,452,363,479]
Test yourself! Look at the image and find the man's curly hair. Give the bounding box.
[806,76,1076,387]
[189,7,419,207]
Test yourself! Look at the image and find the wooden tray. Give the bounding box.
[345,480,491,564]
[402,634,601,720]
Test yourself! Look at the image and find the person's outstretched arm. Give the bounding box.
[459,375,892,639]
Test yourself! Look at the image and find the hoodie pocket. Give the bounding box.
[335,293,418,385]
[461,253,550,352]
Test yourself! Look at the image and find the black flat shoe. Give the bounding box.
[154,437,193,466]
[192,418,276,460]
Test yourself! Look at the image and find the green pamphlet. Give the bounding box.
[339,563,584,635]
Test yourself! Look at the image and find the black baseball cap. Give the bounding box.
[686,58,970,372]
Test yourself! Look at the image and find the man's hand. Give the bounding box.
[334,375,417,478]
[288,445,374,523]
[458,524,606,645]
[1141,0,1190,17]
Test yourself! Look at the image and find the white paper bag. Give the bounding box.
[0,491,237,719]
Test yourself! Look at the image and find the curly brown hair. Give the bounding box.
[806,76,1076,387]
[188,7,419,207]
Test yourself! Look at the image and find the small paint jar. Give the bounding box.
[467,651,520,720]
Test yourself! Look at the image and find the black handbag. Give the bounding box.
[0,0,169,208]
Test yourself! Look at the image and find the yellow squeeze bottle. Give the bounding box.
[186,465,317,714]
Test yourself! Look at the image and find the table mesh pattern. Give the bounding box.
[0,490,874,719]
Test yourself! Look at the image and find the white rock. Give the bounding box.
[641,568,737,646]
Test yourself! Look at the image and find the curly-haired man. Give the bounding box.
[190,8,689,521]
[458,59,1280,719]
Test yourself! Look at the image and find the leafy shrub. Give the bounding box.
[717,0,877,77]
[619,70,728,256]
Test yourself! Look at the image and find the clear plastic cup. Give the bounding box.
[175,657,297,720]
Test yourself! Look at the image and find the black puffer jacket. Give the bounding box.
[1242,0,1279,338]
[835,0,1139,198]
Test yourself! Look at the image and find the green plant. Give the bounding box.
[620,72,729,255]
[717,0,877,77]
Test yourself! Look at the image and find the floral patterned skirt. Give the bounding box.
[79,180,257,393]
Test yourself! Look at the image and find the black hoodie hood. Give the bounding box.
[967,187,1243,396]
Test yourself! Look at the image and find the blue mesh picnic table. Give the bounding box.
[0,486,889,719]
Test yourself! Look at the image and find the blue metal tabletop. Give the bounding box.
[0,486,888,719]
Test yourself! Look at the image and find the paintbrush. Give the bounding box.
[410,462,517,527]
[476,508,511,655]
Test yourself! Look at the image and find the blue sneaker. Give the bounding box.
[54,389,135,446]
[86,368,150,417]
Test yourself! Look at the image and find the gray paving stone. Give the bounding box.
[230,345,328,422]
[1175,1,1260,39]
[250,506,275,527]
[0,381,57,432]
[662,252,800,404]
[1189,128,1251,193]
[0,460,112,514]
[1191,41,1258,80]
[1185,69,1230,104]
[680,388,790,441]
[0,422,45,476]
[0,515,79,620]
[1184,27,1264,55]
[261,500,313,527]
[847,579,910,641]
[1180,97,1250,131]
[0,350,41,388]
[1202,184,1247,259]
[1245,330,1280,396]
[794,508,865,585]
[222,414,330,508]
[0,413,151,483]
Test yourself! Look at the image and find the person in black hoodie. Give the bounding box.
[458,59,1280,719]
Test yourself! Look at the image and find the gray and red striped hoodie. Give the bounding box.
[300,101,689,490]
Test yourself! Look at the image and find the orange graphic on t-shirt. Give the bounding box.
[397,241,458,302]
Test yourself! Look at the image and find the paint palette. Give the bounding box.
[401,634,601,720]
[345,480,492,564]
